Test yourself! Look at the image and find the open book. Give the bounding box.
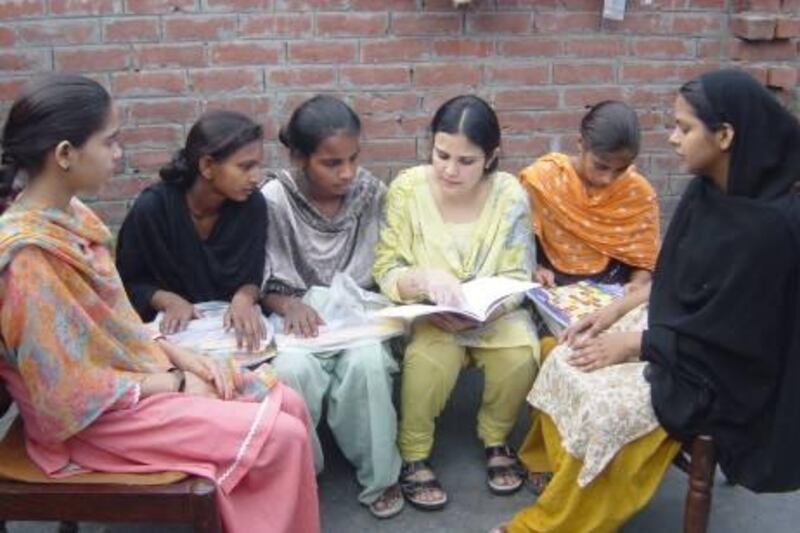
[374,277,537,322]
[527,281,623,335]
[147,301,276,368]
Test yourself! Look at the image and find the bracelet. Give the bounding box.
[167,367,186,393]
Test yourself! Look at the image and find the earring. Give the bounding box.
[60,163,70,172]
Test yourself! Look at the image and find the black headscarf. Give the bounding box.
[642,69,800,492]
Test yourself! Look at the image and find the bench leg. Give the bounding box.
[683,436,716,533]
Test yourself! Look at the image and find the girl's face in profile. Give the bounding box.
[66,105,122,194]
[430,131,491,197]
[303,131,360,200]
[204,141,264,202]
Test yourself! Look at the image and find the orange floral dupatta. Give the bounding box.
[519,153,660,276]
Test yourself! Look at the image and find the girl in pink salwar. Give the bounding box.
[0,74,319,533]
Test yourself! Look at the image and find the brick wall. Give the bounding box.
[1,0,798,228]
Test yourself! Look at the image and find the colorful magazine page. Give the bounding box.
[527,282,623,335]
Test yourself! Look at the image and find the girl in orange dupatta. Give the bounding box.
[519,101,659,291]
[0,75,318,533]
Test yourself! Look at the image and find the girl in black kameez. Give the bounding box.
[116,111,267,352]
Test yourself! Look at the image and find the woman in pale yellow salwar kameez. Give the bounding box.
[373,96,539,511]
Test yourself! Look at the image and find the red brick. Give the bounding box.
[268,67,335,88]
[361,38,429,63]
[783,0,800,12]
[499,110,584,134]
[733,0,782,11]
[239,14,312,38]
[0,26,14,46]
[492,89,559,110]
[48,0,114,15]
[741,65,769,83]
[671,14,724,34]
[534,12,601,33]
[119,125,184,149]
[501,135,552,158]
[163,15,238,41]
[288,41,357,64]
[0,0,43,19]
[391,13,461,35]
[685,0,726,8]
[603,13,669,34]
[104,18,160,43]
[127,99,200,124]
[125,0,197,15]
[484,64,550,86]
[0,50,50,72]
[414,64,482,87]
[17,20,99,45]
[767,65,798,88]
[91,201,129,226]
[135,44,206,68]
[697,38,726,58]
[553,63,615,84]
[729,38,797,60]
[317,13,388,36]
[189,68,262,94]
[496,0,560,7]
[55,47,129,71]
[467,12,533,34]
[206,0,273,10]
[203,95,271,117]
[210,42,282,66]
[776,16,800,37]
[97,176,154,201]
[730,14,778,40]
[432,39,495,58]
[0,78,28,100]
[113,71,187,97]
[627,87,681,107]
[361,114,428,139]
[564,87,626,107]
[630,38,695,58]
[340,66,411,87]
[620,63,703,83]
[564,37,624,57]
[361,139,417,161]
[352,93,418,114]
[350,0,416,9]
[276,0,348,8]
[499,38,562,57]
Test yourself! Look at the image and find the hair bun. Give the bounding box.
[159,148,191,185]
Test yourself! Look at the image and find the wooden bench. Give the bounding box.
[675,435,717,533]
[0,381,221,533]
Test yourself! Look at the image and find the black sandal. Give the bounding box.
[485,444,525,496]
[399,460,448,511]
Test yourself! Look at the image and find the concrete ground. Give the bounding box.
[4,370,800,533]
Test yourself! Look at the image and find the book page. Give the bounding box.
[460,277,538,319]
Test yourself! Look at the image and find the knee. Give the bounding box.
[280,385,311,423]
[339,344,392,382]
[274,352,315,387]
[273,411,311,455]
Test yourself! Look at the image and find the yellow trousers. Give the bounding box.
[509,413,680,532]
[398,322,538,461]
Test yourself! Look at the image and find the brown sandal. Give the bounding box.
[367,483,404,519]
[399,460,448,511]
[486,444,525,495]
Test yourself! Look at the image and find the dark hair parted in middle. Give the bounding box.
[430,95,501,174]
[580,100,641,157]
[159,110,263,188]
[279,95,361,158]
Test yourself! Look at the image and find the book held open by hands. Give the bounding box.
[374,277,538,322]
[527,281,623,335]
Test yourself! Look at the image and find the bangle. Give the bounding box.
[167,367,186,393]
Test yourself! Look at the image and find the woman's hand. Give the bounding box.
[428,312,480,333]
[158,341,235,400]
[559,300,623,347]
[283,298,325,338]
[159,294,200,334]
[534,265,556,288]
[224,294,267,352]
[566,332,642,372]
[420,269,465,307]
